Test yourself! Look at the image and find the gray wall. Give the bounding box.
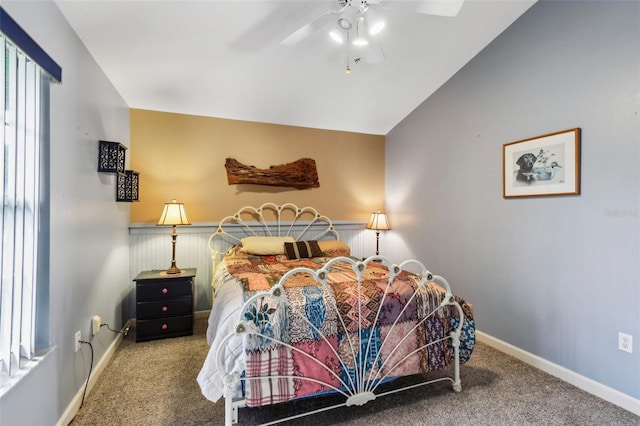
[0,1,131,424]
[386,0,639,400]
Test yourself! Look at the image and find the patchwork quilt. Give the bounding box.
[220,248,475,408]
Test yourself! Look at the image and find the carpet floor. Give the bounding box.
[70,318,639,425]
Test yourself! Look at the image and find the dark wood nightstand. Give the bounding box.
[134,268,196,342]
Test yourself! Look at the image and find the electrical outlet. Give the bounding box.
[75,330,82,352]
[618,332,633,353]
[91,315,101,336]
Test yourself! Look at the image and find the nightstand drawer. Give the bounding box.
[137,296,192,320]
[136,315,193,342]
[134,268,196,343]
[136,278,192,301]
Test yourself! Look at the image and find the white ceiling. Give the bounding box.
[55,0,536,135]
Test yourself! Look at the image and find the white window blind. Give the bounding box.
[0,34,42,377]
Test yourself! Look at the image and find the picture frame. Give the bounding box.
[503,128,581,198]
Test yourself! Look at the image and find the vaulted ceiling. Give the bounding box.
[55,0,536,135]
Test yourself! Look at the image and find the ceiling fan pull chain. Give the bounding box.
[345,31,351,73]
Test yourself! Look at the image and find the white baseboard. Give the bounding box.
[57,312,209,425]
[57,319,134,426]
[476,330,640,416]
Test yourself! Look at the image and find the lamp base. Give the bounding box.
[165,264,181,275]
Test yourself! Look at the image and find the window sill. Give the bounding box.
[0,346,56,399]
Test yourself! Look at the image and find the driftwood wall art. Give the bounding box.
[225,157,320,189]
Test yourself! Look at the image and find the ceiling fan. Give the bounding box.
[280,0,464,71]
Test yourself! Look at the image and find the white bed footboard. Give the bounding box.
[215,256,468,426]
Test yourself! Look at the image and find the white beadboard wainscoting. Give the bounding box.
[129,221,375,313]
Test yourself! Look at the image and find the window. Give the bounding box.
[0,7,59,385]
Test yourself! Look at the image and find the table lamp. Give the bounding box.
[366,210,391,256]
[157,199,191,274]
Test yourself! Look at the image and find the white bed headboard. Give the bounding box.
[208,203,339,271]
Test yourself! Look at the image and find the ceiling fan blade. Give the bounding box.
[414,0,464,17]
[280,8,342,46]
[230,3,324,52]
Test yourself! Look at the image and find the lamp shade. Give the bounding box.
[366,210,391,231]
[157,200,191,226]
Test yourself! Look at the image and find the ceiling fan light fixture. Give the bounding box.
[352,38,368,46]
[337,17,352,31]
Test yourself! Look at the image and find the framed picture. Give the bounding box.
[503,128,581,198]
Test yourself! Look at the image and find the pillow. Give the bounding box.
[317,240,351,257]
[240,236,295,255]
[284,240,323,260]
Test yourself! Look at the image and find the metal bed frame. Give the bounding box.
[205,204,465,425]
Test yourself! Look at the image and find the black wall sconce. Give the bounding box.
[98,140,127,174]
[98,140,140,202]
[117,170,140,202]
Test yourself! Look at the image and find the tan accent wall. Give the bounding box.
[130,109,385,223]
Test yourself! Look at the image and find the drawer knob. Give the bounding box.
[162,306,168,312]
[162,323,168,330]
[162,288,168,294]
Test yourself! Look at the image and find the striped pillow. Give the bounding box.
[284,241,324,260]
